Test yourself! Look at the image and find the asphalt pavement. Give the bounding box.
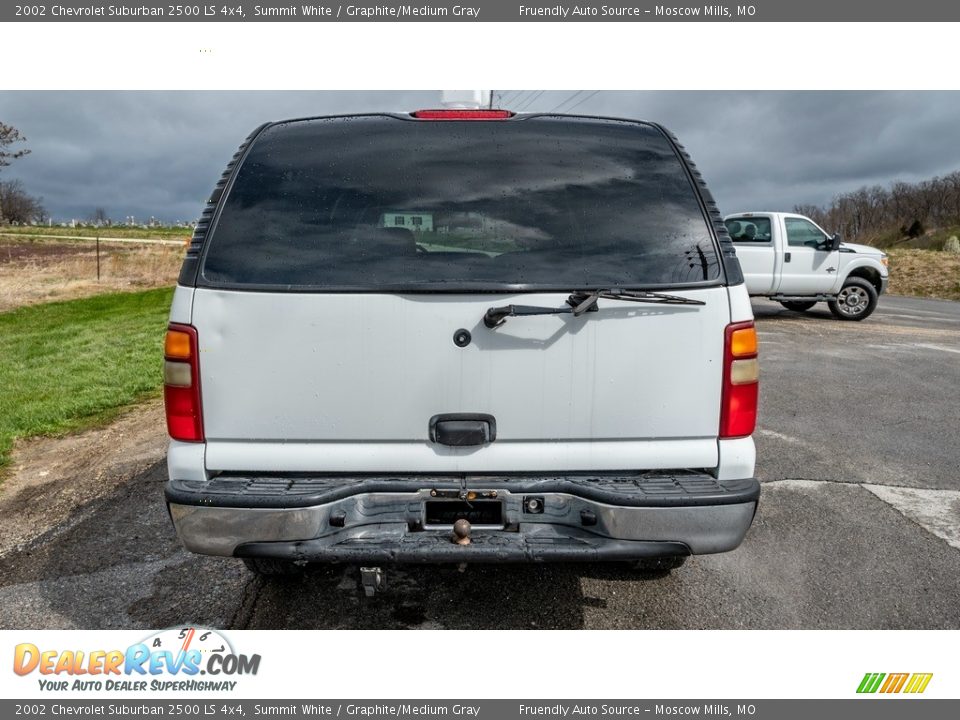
[1,295,958,629]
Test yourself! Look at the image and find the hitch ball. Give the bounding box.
[453,519,472,545]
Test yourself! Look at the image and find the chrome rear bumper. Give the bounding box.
[165,474,759,562]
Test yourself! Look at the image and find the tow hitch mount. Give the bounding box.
[360,566,385,597]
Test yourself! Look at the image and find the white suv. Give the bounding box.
[163,108,761,576]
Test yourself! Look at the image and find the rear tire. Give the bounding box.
[242,557,307,577]
[779,300,817,312]
[629,556,687,573]
[828,278,878,321]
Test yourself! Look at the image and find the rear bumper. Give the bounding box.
[165,474,760,563]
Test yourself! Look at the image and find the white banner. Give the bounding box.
[2,629,956,699]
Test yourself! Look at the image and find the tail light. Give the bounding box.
[720,321,759,439]
[411,109,513,120]
[163,323,204,442]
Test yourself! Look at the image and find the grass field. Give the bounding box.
[864,225,960,252]
[0,287,173,470]
[0,225,191,241]
[0,237,183,312]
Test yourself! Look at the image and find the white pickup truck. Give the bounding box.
[724,212,889,320]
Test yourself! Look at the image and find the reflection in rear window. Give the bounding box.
[201,115,721,290]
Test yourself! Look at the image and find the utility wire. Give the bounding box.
[497,90,520,107]
[496,89,600,113]
[510,90,530,106]
[547,91,586,113]
[563,90,602,113]
[514,90,546,112]
[513,90,537,112]
[546,91,583,113]
[510,91,536,109]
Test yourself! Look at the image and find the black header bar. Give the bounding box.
[4,1,958,22]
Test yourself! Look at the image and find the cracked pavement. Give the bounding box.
[0,295,958,629]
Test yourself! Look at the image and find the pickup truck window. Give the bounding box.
[784,217,828,248]
[725,217,772,243]
[200,115,722,291]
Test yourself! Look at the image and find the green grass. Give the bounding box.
[866,225,960,251]
[0,287,174,469]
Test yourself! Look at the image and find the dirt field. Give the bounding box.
[0,400,167,557]
[887,248,960,301]
[0,226,191,241]
[1,235,958,311]
[0,238,183,312]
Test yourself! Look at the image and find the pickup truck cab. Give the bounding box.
[163,108,761,580]
[724,212,889,320]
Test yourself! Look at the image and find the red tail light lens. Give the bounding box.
[720,321,759,439]
[163,323,204,442]
[411,109,513,120]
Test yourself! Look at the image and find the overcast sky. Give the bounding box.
[2,91,959,223]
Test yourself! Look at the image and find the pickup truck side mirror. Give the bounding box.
[829,233,842,251]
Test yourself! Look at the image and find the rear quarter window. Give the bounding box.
[726,217,772,243]
[200,115,723,291]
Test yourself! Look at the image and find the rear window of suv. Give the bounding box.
[200,115,722,291]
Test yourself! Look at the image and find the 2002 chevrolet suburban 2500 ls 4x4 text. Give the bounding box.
[162,108,761,579]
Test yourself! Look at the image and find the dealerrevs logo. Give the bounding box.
[13,627,260,692]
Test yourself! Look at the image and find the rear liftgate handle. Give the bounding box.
[428,413,497,447]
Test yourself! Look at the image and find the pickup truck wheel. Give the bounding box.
[779,301,817,312]
[828,278,878,321]
[242,557,307,577]
[629,556,687,573]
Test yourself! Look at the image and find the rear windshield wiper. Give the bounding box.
[483,289,706,328]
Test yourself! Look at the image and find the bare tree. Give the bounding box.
[0,122,30,170]
[89,207,110,226]
[0,180,46,224]
[947,171,960,221]
[0,122,32,222]
[33,203,49,224]
[793,203,823,222]
[800,170,960,245]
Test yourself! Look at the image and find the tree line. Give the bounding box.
[794,171,960,243]
[5,116,960,240]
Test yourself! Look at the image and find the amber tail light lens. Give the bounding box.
[720,321,759,439]
[163,324,204,442]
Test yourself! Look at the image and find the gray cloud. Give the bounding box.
[1,90,959,223]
